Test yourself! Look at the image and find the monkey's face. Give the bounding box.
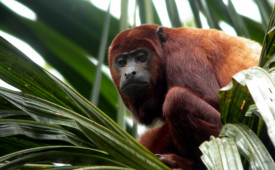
[113,48,152,98]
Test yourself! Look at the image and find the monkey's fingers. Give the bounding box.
[156,154,194,170]
[156,154,177,167]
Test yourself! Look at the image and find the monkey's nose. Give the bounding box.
[125,71,136,79]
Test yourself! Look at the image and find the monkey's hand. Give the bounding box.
[156,154,194,170]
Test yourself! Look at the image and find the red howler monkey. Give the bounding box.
[108,25,261,169]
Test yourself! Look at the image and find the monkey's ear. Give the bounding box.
[155,27,166,45]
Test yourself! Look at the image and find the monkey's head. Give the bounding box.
[112,48,152,97]
[109,25,165,99]
[108,25,167,125]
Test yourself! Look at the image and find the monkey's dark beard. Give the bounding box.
[131,73,167,125]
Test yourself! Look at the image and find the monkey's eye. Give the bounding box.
[136,52,147,63]
[116,57,127,67]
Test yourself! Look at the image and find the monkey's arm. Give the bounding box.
[163,87,222,157]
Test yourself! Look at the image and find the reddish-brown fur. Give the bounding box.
[109,25,261,169]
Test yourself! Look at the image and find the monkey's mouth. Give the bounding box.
[120,82,149,97]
